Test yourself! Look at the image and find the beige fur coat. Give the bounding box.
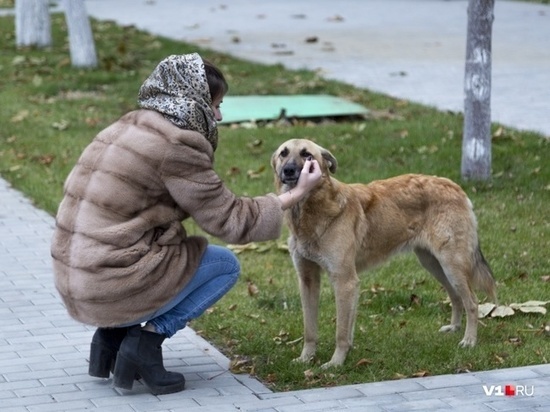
[51,109,283,327]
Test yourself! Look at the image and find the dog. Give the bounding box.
[271,138,497,368]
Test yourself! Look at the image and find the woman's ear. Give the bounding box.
[321,149,337,174]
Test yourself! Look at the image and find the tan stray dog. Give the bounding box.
[271,139,497,368]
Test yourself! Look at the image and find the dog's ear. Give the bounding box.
[321,149,337,174]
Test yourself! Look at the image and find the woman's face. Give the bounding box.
[212,95,223,122]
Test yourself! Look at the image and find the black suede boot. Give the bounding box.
[89,327,129,378]
[113,325,186,395]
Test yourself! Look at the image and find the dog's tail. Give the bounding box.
[472,246,498,304]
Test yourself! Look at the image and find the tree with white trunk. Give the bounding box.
[15,0,98,68]
[461,0,495,181]
[15,0,51,48]
[63,0,98,68]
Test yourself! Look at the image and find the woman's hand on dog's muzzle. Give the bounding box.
[278,158,322,209]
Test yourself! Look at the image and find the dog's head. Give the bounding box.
[271,139,337,191]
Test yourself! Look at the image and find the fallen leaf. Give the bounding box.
[510,300,549,308]
[478,302,496,318]
[32,74,42,86]
[517,306,547,315]
[412,370,430,378]
[229,356,254,374]
[11,110,29,123]
[265,373,277,383]
[247,165,265,179]
[52,120,69,130]
[247,139,263,149]
[509,301,549,315]
[34,154,55,165]
[256,244,272,253]
[226,166,241,176]
[507,337,522,345]
[355,358,374,367]
[227,242,259,254]
[410,294,421,307]
[518,272,529,281]
[493,126,504,138]
[247,281,259,296]
[277,242,289,251]
[491,306,515,318]
[494,352,510,364]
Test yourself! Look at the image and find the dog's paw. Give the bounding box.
[458,336,477,348]
[320,360,340,369]
[292,354,314,364]
[439,324,460,333]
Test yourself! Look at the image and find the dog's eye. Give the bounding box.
[280,148,289,158]
[300,149,311,158]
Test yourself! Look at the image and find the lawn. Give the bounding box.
[0,13,548,392]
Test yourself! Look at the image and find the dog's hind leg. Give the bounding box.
[293,255,322,364]
[435,249,479,347]
[414,248,464,334]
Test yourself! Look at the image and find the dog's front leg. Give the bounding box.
[323,269,360,369]
[293,255,322,364]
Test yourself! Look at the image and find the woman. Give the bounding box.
[51,53,321,394]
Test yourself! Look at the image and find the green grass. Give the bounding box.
[1,14,548,392]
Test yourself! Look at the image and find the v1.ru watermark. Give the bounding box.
[483,384,535,397]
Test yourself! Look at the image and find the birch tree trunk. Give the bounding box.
[63,0,98,68]
[15,0,51,48]
[461,0,495,181]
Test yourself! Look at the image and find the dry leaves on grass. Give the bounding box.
[303,369,338,386]
[227,241,288,254]
[478,300,549,318]
[229,355,255,374]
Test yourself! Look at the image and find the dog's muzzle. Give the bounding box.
[280,162,301,187]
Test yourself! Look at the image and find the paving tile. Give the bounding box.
[381,398,452,411]
[235,395,303,411]
[274,399,344,412]
[26,400,95,412]
[484,396,550,412]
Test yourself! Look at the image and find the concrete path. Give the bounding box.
[1,0,549,410]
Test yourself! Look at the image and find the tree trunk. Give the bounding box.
[63,0,98,68]
[461,0,494,181]
[15,0,51,48]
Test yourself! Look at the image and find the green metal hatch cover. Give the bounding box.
[218,94,369,124]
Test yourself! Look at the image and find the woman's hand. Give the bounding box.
[278,157,323,210]
[295,157,322,194]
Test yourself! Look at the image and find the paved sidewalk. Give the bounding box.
[1,0,550,410]
[1,178,549,411]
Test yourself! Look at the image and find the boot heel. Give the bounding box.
[88,343,114,378]
[113,354,138,390]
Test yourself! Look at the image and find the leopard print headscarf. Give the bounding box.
[138,53,218,151]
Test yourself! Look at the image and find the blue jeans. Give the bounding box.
[120,245,240,338]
